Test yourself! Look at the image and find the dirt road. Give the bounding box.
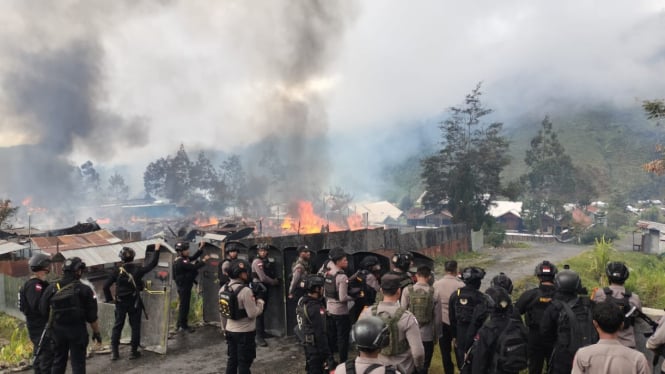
[50,241,593,374]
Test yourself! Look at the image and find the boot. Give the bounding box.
[256,335,268,347]
[111,346,120,361]
[129,350,141,360]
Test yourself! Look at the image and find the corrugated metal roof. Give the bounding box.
[0,240,29,255]
[32,230,123,254]
[51,239,175,267]
[489,201,523,218]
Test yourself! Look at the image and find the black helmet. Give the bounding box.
[391,252,413,272]
[359,256,380,271]
[555,269,581,293]
[257,243,269,251]
[175,241,190,252]
[486,286,512,310]
[461,267,486,283]
[535,261,558,280]
[606,262,629,283]
[490,272,513,294]
[118,247,136,263]
[225,242,241,253]
[228,259,250,279]
[351,316,390,350]
[63,257,86,273]
[329,247,347,262]
[297,244,311,253]
[29,252,51,272]
[302,274,325,291]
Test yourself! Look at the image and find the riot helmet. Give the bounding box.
[490,272,514,294]
[359,255,381,272]
[606,262,629,284]
[486,285,512,310]
[391,251,413,272]
[461,267,486,283]
[63,257,86,274]
[535,260,558,281]
[228,259,250,279]
[175,241,190,252]
[118,247,136,263]
[29,252,51,272]
[351,316,390,351]
[554,269,581,294]
[297,244,311,253]
[329,247,347,262]
[302,274,325,292]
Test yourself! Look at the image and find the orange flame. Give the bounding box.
[194,216,219,227]
[280,201,365,234]
[20,196,47,214]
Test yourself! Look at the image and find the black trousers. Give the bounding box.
[27,323,53,374]
[111,300,142,351]
[51,325,88,374]
[177,285,193,329]
[438,323,456,374]
[304,345,325,374]
[331,314,351,364]
[547,348,573,374]
[526,329,554,374]
[423,340,435,371]
[255,289,269,338]
[225,330,256,374]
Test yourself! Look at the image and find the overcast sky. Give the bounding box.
[1,1,664,200]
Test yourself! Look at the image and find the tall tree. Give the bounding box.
[107,172,129,202]
[220,155,248,211]
[421,83,510,230]
[642,99,665,175]
[190,151,219,195]
[0,200,19,229]
[143,144,192,203]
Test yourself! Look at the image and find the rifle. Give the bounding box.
[32,326,49,365]
[135,292,149,320]
[459,343,475,372]
[626,306,663,368]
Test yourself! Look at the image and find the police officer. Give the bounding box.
[39,257,101,374]
[358,255,382,294]
[540,269,597,374]
[515,260,557,374]
[646,305,665,374]
[489,272,513,295]
[590,261,642,348]
[324,247,355,366]
[388,251,414,291]
[223,259,265,374]
[348,256,381,323]
[360,273,425,374]
[103,243,161,360]
[19,252,53,374]
[173,241,209,333]
[219,242,242,286]
[251,243,279,347]
[433,260,465,374]
[448,266,489,374]
[334,316,402,374]
[296,274,331,374]
[400,266,441,373]
[572,301,649,374]
[471,286,526,374]
[289,244,313,301]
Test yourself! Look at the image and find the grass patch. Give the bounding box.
[0,313,32,367]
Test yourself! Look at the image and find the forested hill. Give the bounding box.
[502,105,665,201]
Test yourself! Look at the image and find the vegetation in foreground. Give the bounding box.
[0,313,32,368]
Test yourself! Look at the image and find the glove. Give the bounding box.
[92,332,102,344]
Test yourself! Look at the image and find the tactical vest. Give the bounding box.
[525,287,555,328]
[262,257,276,279]
[603,287,634,329]
[50,281,83,326]
[370,305,409,356]
[19,278,48,318]
[344,360,397,374]
[116,266,139,299]
[454,287,482,325]
[324,270,345,300]
[295,297,324,346]
[219,282,248,320]
[406,285,434,325]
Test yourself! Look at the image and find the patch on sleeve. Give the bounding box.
[35,283,42,292]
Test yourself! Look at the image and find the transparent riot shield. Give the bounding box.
[198,242,222,324]
[140,242,175,354]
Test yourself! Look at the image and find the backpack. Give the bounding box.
[455,288,482,324]
[603,287,634,329]
[49,281,82,326]
[324,270,344,300]
[525,288,555,328]
[555,297,598,354]
[370,305,409,356]
[344,360,396,374]
[492,317,528,372]
[219,283,248,320]
[406,285,434,325]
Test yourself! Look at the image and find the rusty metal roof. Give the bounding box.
[51,239,175,267]
[31,230,123,254]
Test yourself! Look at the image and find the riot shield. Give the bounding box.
[198,242,222,324]
[140,242,175,354]
[410,251,435,284]
[282,246,299,336]
[352,251,390,278]
[250,244,286,337]
[312,248,330,275]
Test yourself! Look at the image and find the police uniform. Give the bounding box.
[39,274,98,374]
[400,281,442,371]
[646,313,665,373]
[572,339,650,374]
[19,277,53,374]
[173,247,205,331]
[224,279,265,374]
[325,261,354,364]
[219,258,232,285]
[297,294,331,374]
[103,249,160,357]
[289,257,312,300]
[251,253,279,342]
[366,272,380,292]
[433,273,465,374]
[359,300,425,373]
[514,283,556,374]
[334,357,404,374]
[449,285,490,373]
[591,284,642,348]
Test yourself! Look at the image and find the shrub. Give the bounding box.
[580,226,618,244]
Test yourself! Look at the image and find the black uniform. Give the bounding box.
[297,295,331,374]
[471,312,517,374]
[514,284,556,374]
[103,251,159,353]
[39,275,98,374]
[173,248,205,330]
[449,286,490,374]
[19,277,53,374]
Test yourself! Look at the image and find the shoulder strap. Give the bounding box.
[345,360,356,374]
[119,266,138,290]
[363,363,383,374]
[603,287,612,297]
